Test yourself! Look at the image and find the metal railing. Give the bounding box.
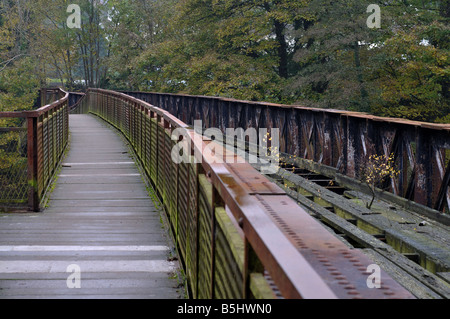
[79,88,414,299]
[68,92,85,113]
[121,91,450,215]
[0,88,69,211]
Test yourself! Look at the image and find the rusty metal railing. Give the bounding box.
[121,91,450,215]
[0,88,69,212]
[81,88,414,299]
[68,92,85,113]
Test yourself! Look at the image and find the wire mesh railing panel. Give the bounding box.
[0,124,28,209]
[0,88,69,211]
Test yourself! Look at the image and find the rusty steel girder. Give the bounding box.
[121,91,450,215]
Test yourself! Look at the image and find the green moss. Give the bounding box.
[249,273,276,299]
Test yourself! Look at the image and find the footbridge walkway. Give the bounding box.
[0,88,449,299]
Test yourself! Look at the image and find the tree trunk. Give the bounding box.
[274,20,288,79]
[367,185,376,209]
[353,41,369,112]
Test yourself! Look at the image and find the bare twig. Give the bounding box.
[0,54,30,72]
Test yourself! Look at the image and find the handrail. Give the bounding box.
[82,88,415,299]
[120,90,450,130]
[94,88,336,298]
[68,92,86,113]
[0,88,69,211]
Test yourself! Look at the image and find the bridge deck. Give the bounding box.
[0,114,183,299]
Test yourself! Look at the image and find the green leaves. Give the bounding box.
[0,0,447,123]
[373,22,449,122]
[285,0,449,121]
[0,57,39,112]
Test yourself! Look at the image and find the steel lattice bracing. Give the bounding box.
[121,91,450,216]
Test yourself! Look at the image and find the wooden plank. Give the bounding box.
[272,178,450,298]
[276,167,450,273]
[0,114,183,299]
[363,249,443,299]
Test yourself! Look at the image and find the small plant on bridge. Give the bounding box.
[360,153,399,209]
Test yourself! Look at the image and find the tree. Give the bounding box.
[127,0,312,101]
[0,0,39,203]
[29,0,76,88]
[369,1,450,122]
[360,153,399,209]
[0,0,40,111]
[74,0,107,88]
[287,0,449,121]
[0,56,39,112]
[371,25,449,122]
[1,0,448,123]
[102,0,176,90]
[286,0,388,111]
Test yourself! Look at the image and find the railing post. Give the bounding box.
[243,237,265,299]
[189,140,200,299]
[27,116,39,212]
[156,113,161,188]
[415,130,433,206]
[210,185,223,299]
[41,89,46,107]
